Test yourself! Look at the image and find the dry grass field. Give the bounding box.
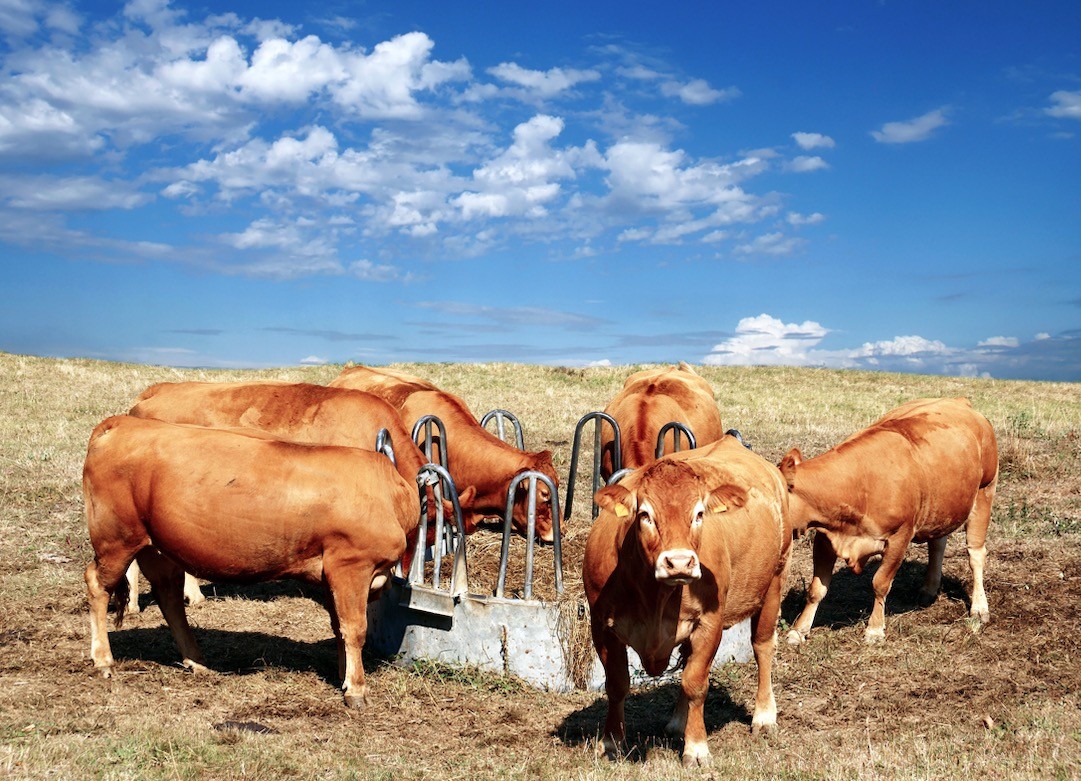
[1,351,1078,780]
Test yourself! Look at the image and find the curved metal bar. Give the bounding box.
[374,428,397,466]
[480,409,525,450]
[565,411,621,523]
[725,428,752,449]
[496,470,562,600]
[606,468,634,485]
[411,463,469,597]
[411,414,449,470]
[655,421,696,459]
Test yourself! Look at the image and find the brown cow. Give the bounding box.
[584,436,792,767]
[779,397,997,645]
[83,415,419,707]
[600,362,725,479]
[330,365,558,541]
[125,380,476,611]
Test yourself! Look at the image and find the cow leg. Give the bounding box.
[866,528,915,643]
[592,625,629,760]
[677,628,724,767]
[86,558,126,676]
[124,562,141,614]
[322,556,376,708]
[183,572,205,606]
[136,548,208,672]
[750,571,784,734]
[787,531,837,644]
[918,536,948,607]
[965,480,995,624]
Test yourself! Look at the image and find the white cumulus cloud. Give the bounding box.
[791,132,835,150]
[1045,89,1081,120]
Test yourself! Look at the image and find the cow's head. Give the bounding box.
[508,450,560,543]
[777,448,812,533]
[595,460,746,585]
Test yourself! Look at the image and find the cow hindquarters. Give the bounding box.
[965,477,995,624]
[787,531,837,645]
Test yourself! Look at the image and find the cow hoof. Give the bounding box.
[785,628,806,646]
[864,627,885,645]
[751,713,777,735]
[970,607,990,625]
[96,665,113,679]
[600,736,625,761]
[917,589,939,608]
[681,741,711,768]
[343,693,368,709]
[183,660,211,674]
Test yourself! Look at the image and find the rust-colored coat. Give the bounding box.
[600,362,724,478]
[779,397,998,644]
[130,380,436,497]
[330,365,558,540]
[83,415,419,707]
[126,380,474,609]
[584,436,792,767]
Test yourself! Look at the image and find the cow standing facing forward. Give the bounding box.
[83,415,420,707]
[779,397,998,645]
[584,436,792,767]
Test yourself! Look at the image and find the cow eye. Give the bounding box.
[637,511,653,527]
[693,510,704,526]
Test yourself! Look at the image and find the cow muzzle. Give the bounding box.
[655,549,701,584]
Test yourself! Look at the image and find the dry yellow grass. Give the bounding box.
[1,351,1078,780]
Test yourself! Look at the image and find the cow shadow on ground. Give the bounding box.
[106,626,341,686]
[557,681,749,762]
[781,558,969,631]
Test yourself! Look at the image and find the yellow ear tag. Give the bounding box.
[714,503,728,513]
[614,504,630,518]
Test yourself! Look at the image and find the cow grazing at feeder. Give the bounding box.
[600,362,725,479]
[583,435,792,767]
[330,365,559,541]
[125,380,476,611]
[779,397,998,645]
[83,415,420,708]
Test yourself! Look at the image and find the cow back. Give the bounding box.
[601,363,724,473]
[130,381,427,485]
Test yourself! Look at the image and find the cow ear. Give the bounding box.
[456,484,477,508]
[778,448,803,491]
[595,483,635,519]
[707,484,747,514]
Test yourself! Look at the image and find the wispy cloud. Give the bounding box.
[414,301,609,331]
[871,108,950,144]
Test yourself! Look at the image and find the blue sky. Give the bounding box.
[1,1,1078,380]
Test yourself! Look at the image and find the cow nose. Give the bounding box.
[656,549,701,583]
